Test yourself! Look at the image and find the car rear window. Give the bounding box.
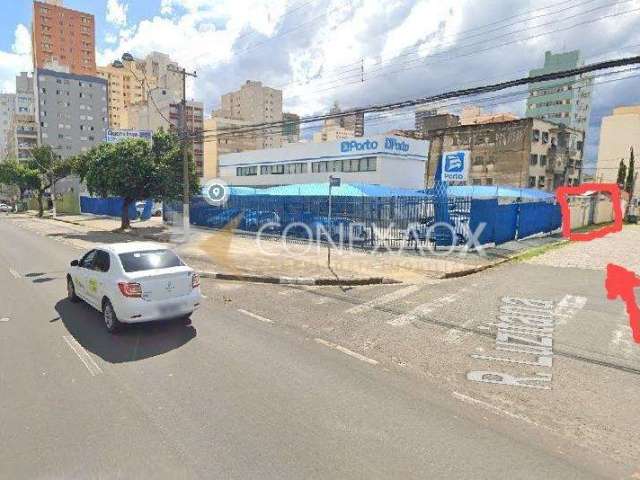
[118,249,184,272]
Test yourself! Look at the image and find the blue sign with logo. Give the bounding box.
[441,150,470,182]
[105,129,153,144]
[340,136,412,154]
[340,139,378,153]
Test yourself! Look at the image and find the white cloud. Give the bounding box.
[0,24,32,93]
[106,0,128,27]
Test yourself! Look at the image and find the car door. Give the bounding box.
[74,250,97,301]
[84,250,111,308]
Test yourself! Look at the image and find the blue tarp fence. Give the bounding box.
[164,182,561,249]
[469,199,561,245]
[80,196,153,220]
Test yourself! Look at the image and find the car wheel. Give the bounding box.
[102,299,122,334]
[67,276,80,303]
[182,314,193,326]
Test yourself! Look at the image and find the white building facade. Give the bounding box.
[219,135,429,189]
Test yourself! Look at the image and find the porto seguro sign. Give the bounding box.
[340,137,410,153]
[441,150,470,183]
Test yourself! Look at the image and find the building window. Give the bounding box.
[538,176,546,188]
[236,166,257,176]
[473,155,484,166]
[539,155,547,166]
[532,129,540,142]
[529,176,536,187]
[529,154,538,166]
[471,178,481,185]
[542,131,549,144]
[485,178,493,186]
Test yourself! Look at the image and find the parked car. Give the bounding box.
[0,203,11,213]
[66,242,202,333]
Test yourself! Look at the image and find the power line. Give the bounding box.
[190,54,640,142]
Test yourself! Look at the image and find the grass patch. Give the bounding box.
[570,221,614,233]
[513,240,568,262]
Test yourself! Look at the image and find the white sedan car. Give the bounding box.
[66,242,202,333]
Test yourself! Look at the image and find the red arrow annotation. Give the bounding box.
[605,264,640,344]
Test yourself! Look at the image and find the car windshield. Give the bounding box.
[119,249,184,272]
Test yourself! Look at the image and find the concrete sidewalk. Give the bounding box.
[24,212,565,284]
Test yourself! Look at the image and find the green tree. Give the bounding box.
[616,159,627,187]
[74,130,198,230]
[625,147,635,195]
[28,145,73,217]
[0,159,40,206]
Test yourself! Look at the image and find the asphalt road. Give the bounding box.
[0,217,619,479]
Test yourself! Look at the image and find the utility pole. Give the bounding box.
[168,65,197,242]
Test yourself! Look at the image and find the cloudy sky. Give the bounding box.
[2,0,640,167]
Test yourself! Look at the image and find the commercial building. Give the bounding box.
[96,51,183,129]
[35,68,108,156]
[427,118,584,191]
[128,89,204,177]
[218,80,283,149]
[460,106,518,126]
[219,134,428,189]
[32,0,96,76]
[314,101,364,142]
[5,73,37,162]
[526,50,592,133]
[596,105,640,197]
[0,93,16,159]
[414,109,459,138]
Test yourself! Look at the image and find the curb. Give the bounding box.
[437,239,568,279]
[198,271,400,286]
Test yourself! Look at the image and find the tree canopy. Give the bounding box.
[74,129,199,229]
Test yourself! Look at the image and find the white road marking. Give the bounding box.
[237,308,273,323]
[314,338,379,365]
[346,284,422,315]
[452,391,540,427]
[0,317,9,322]
[387,292,461,327]
[611,325,635,356]
[9,268,20,279]
[62,335,103,376]
[553,295,587,325]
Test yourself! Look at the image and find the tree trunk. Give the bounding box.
[121,197,132,230]
[37,190,44,217]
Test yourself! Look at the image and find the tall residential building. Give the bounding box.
[596,105,640,198]
[0,93,16,159]
[526,50,593,133]
[313,101,364,143]
[128,89,204,177]
[219,80,283,149]
[5,73,37,162]
[96,51,183,129]
[35,69,108,156]
[427,118,584,191]
[282,112,300,144]
[32,0,96,76]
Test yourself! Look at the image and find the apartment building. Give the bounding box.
[0,94,16,158]
[459,106,519,126]
[96,52,183,129]
[202,116,255,179]
[32,0,96,76]
[218,80,283,149]
[128,89,204,177]
[5,73,37,162]
[427,118,584,191]
[596,105,640,198]
[282,112,300,144]
[35,68,108,156]
[526,50,592,133]
[314,101,364,143]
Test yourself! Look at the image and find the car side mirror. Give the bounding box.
[70,260,79,267]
